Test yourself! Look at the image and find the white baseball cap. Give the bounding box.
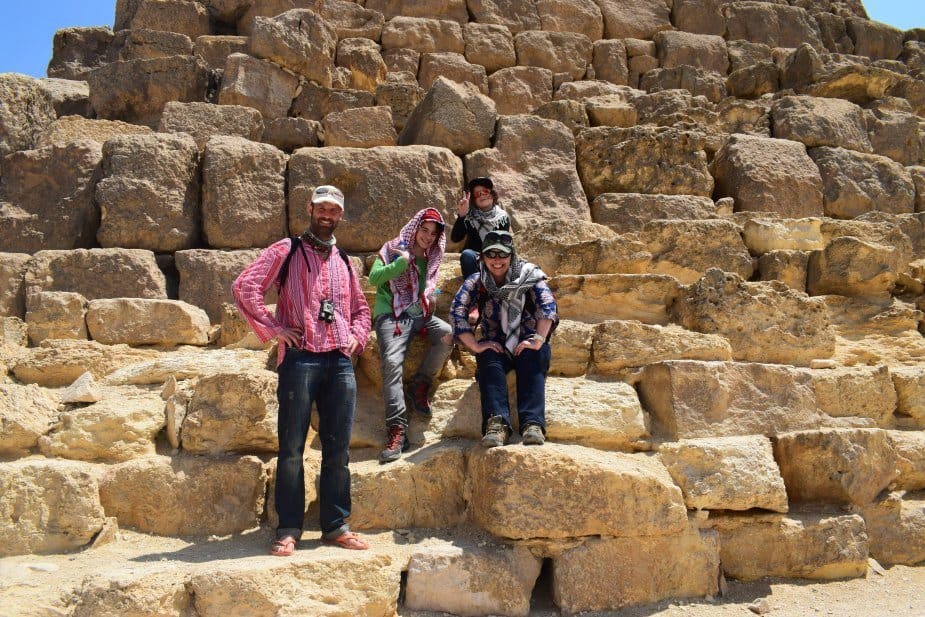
[311,185,345,210]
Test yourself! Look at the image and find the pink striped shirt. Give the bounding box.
[232,238,371,366]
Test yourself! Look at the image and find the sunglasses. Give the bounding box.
[483,232,513,247]
[314,186,343,198]
[483,250,510,259]
[473,189,492,197]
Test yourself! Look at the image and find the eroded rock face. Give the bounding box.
[0,73,57,159]
[12,339,158,387]
[514,31,592,80]
[398,77,496,156]
[809,147,915,219]
[158,101,264,149]
[892,368,925,429]
[323,106,398,148]
[725,2,823,49]
[47,26,117,80]
[381,16,465,53]
[71,570,191,617]
[488,66,553,114]
[0,382,58,457]
[463,23,516,73]
[655,30,728,74]
[218,53,300,120]
[595,0,671,39]
[888,430,925,490]
[175,249,262,322]
[0,458,105,556]
[771,95,871,152]
[0,253,31,319]
[36,116,153,148]
[467,444,688,539]
[592,320,731,374]
[591,193,716,234]
[811,366,896,427]
[860,492,925,566]
[249,9,337,87]
[86,299,211,346]
[99,454,267,536]
[26,291,88,344]
[24,249,167,301]
[807,235,906,297]
[637,219,754,284]
[544,377,648,450]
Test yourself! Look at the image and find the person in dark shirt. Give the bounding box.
[450,177,511,279]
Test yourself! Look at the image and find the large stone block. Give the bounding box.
[130,0,210,38]
[547,319,592,377]
[742,218,824,254]
[47,26,117,80]
[291,81,377,122]
[24,249,167,301]
[218,53,300,120]
[0,73,57,159]
[87,56,210,128]
[809,147,915,218]
[537,0,603,40]
[774,428,899,506]
[638,360,835,439]
[99,454,267,536]
[811,366,896,427]
[287,145,462,252]
[846,17,904,60]
[102,347,269,386]
[595,0,671,39]
[807,235,906,296]
[249,9,336,87]
[323,106,398,148]
[592,320,731,375]
[638,219,754,284]
[514,219,643,277]
[113,28,194,62]
[865,107,922,166]
[175,249,262,322]
[0,253,31,318]
[467,0,541,34]
[640,65,727,104]
[543,376,648,450]
[590,193,715,234]
[0,140,103,253]
[576,126,712,201]
[463,23,516,73]
[655,30,728,74]
[12,339,158,387]
[553,527,720,613]
[724,2,824,49]
[671,0,725,36]
[262,116,322,151]
[86,299,210,346]
[591,39,628,85]
[712,134,824,217]
[337,38,388,93]
[69,571,191,617]
[26,291,88,344]
[202,136,287,249]
[38,386,165,462]
[0,459,105,556]
[672,269,834,365]
[888,430,925,490]
[367,0,465,22]
[487,66,553,115]
[514,31,592,80]
[36,116,152,148]
[892,367,925,429]
[398,77,496,156]
[182,370,278,455]
[710,510,868,580]
[860,492,925,566]
[158,101,264,149]
[465,114,590,225]
[380,17,464,54]
[659,436,788,512]
[194,34,249,69]
[771,95,871,152]
[0,382,57,457]
[551,274,679,324]
[467,444,688,539]
[37,77,91,117]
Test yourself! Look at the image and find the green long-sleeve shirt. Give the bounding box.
[368,255,427,318]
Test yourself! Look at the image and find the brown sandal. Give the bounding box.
[270,535,297,556]
[324,531,369,550]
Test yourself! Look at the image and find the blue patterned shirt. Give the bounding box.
[450,272,558,343]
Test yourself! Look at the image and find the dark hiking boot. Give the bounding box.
[379,425,408,464]
[481,415,510,448]
[522,424,545,445]
[407,375,433,419]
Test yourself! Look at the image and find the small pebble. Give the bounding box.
[748,598,771,614]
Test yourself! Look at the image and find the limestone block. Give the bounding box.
[0,140,103,253]
[742,218,824,254]
[427,378,481,439]
[712,134,824,217]
[552,527,720,613]
[758,250,810,291]
[381,17,464,54]
[655,31,728,74]
[807,235,905,296]
[0,459,105,556]
[547,319,592,377]
[291,81,376,122]
[130,0,210,38]
[865,107,922,165]
[60,372,102,404]
[554,79,631,101]
[671,0,725,36]
[102,347,269,386]
[659,436,788,512]
[0,253,31,319]
[819,217,912,260]
[468,444,688,539]
[638,220,754,284]
[809,147,915,218]
[24,249,167,301]
[406,543,541,617]
[672,269,834,365]
[86,299,210,346]
[537,0,602,39]
[861,492,925,566]
[487,66,552,115]
[773,428,899,506]
[912,167,925,214]
[846,17,904,60]
[595,0,671,39]
[113,28,194,61]
[628,54,658,88]
[158,101,264,150]
[632,89,714,128]
[584,95,636,127]
[467,0,540,34]
[576,126,712,200]
[592,320,731,375]
[71,571,191,617]
[349,443,467,529]
[47,26,117,80]
[591,39,627,86]
[12,339,158,387]
[551,274,679,324]
[534,99,589,135]
[638,360,836,439]
[710,510,868,580]
[590,194,714,235]
[337,38,388,93]
[262,117,322,151]
[544,376,648,450]
[317,0,385,40]
[37,78,91,117]
[640,66,727,103]
[218,53,300,120]
[892,367,925,429]
[398,77,495,156]
[383,47,421,73]
[514,31,592,81]
[465,114,590,225]
[724,2,824,49]
[419,52,489,93]
[249,9,336,87]
[0,382,58,457]
[190,555,399,617]
[36,116,152,148]
[175,249,262,322]
[888,430,925,490]
[181,370,278,455]
[771,95,871,152]
[726,61,779,99]
[38,386,165,462]
[26,291,88,344]
[0,73,57,159]
[811,366,896,427]
[99,454,267,536]
[288,145,462,252]
[87,56,210,128]
[194,35,249,69]
[463,23,516,74]
[202,136,287,249]
[514,219,643,277]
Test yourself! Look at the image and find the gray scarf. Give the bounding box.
[480,257,546,354]
[302,229,336,258]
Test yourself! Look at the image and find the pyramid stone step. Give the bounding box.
[860,491,925,566]
[25,291,88,344]
[551,273,680,324]
[86,298,211,346]
[0,381,58,457]
[591,319,731,374]
[0,253,31,319]
[159,101,264,149]
[13,339,159,387]
[889,430,925,490]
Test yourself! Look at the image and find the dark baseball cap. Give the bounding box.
[467,177,494,192]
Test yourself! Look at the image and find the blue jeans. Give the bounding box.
[460,249,479,279]
[475,344,551,434]
[275,348,356,541]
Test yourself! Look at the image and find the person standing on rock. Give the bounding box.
[449,230,558,447]
[451,176,511,280]
[370,208,453,464]
[232,184,372,555]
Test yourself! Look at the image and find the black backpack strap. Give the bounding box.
[276,236,304,291]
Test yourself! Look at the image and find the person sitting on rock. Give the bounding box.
[370,208,454,464]
[449,230,558,447]
[451,176,511,280]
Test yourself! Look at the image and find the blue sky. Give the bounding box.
[0,0,922,78]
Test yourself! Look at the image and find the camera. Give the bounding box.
[318,299,335,323]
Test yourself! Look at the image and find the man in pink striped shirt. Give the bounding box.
[232,184,372,556]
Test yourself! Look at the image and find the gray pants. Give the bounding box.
[375,312,453,428]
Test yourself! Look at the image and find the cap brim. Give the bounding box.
[312,197,344,208]
[481,244,512,254]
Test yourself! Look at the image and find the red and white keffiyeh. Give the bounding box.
[377,208,446,318]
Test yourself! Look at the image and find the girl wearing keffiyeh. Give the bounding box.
[369,208,453,464]
[450,177,511,279]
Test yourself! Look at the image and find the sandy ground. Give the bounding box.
[1,526,923,617]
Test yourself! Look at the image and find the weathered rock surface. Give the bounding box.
[807,235,906,296]
[592,320,731,374]
[488,66,553,115]
[129,0,210,38]
[399,77,496,156]
[892,367,925,429]
[86,299,210,346]
[860,492,925,566]
[24,249,167,301]
[0,382,58,457]
[638,219,755,284]
[771,95,871,152]
[590,193,716,234]
[811,366,896,427]
[323,106,398,148]
[158,101,264,149]
[463,22,516,73]
[381,16,464,54]
[543,377,648,450]
[809,147,915,218]
[888,430,925,490]
[25,291,88,344]
[47,26,116,80]
[514,31,591,80]
[0,73,57,159]
[36,116,152,148]
[725,2,823,49]
[102,347,269,386]
[175,249,262,322]
[742,218,825,254]
[249,9,337,87]
[0,253,30,319]
[418,52,488,93]
[552,274,680,324]
[218,53,300,119]
[36,78,91,117]
[12,339,158,387]
[655,30,728,74]
[595,0,671,39]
